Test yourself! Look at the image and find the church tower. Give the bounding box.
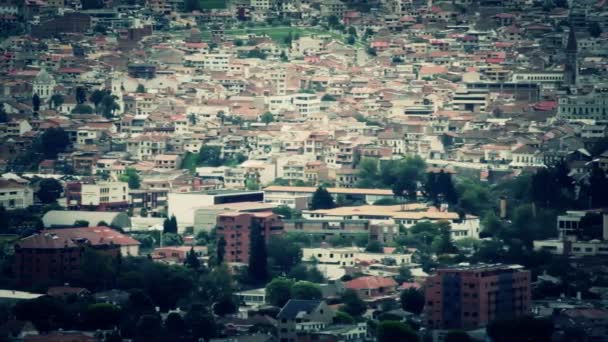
[563,26,578,86]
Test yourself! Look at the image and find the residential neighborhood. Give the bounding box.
[1,0,608,341]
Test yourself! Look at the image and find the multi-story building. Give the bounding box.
[215,212,283,264]
[13,227,139,285]
[557,91,608,123]
[293,93,320,118]
[451,89,489,112]
[424,264,531,330]
[154,154,182,170]
[0,179,34,210]
[79,182,129,210]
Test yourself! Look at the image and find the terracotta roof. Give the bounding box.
[44,226,140,247]
[345,276,397,290]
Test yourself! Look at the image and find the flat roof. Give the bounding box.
[170,190,263,196]
[194,201,277,211]
[263,185,394,196]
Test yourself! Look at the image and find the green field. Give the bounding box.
[201,26,348,46]
[200,0,227,9]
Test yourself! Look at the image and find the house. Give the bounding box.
[277,300,335,342]
[344,276,398,299]
[0,179,34,210]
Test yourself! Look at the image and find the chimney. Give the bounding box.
[499,197,507,219]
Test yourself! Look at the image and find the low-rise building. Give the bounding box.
[0,179,34,210]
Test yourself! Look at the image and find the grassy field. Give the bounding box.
[201,26,348,46]
[200,0,227,9]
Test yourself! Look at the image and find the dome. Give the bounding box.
[34,69,54,84]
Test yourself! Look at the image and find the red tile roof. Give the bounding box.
[44,226,140,247]
[345,276,398,290]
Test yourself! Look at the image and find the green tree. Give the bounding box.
[216,236,226,265]
[136,84,146,93]
[183,0,201,11]
[327,15,340,28]
[340,289,366,316]
[400,288,424,314]
[84,303,121,330]
[71,104,94,114]
[32,94,40,112]
[267,235,302,274]
[248,220,268,284]
[311,187,335,210]
[37,127,71,159]
[76,87,87,104]
[431,221,458,254]
[185,304,217,341]
[261,112,274,124]
[74,220,90,227]
[162,233,182,246]
[162,215,178,234]
[198,146,223,167]
[36,178,63,204]
[119,167,141,189]
[89,89,105,108]
[50,94,64,109]
[266,277,295,307]
[377,321,418,342]
[184,247,201,270]
[80,247,116,290]
[291,281,322,300]
[346,35,356,45]
[365,240,383,253]
[367,47,377,56]
[481,211,502,237]
[321,94,336,101]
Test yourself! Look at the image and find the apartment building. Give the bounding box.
[215,212,283,264]
[424,264,531,330]
[451,89,489,112]
[154,154,182,170]
[293,93,320,118]
[277,300,335,342]
[80,181,129,210]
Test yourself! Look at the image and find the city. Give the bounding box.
[0,0,607,341]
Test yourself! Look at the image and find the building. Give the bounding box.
[168,190,264,232]
[193,201,277,232]
[80,182,129,210]
[13,226,138,285]
[44,226,140,256]
[557,91,608,123]
[345,276,399,300]
[32,69,56,99]
[127,64,156,79]
[0,179,34,210]
[216,212,283,264]
[263,186,395,207]
[277,300,335,342]
[424,264,531,330]
[235,288,267,308]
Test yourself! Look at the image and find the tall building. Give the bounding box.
[424,264,531,330]
[563,27,578,87]
[215,212,283,263]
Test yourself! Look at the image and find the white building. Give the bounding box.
[302,247,413,266]
[81,182,129,206]
[557,91,608,123]
[0,179,34,210]
[32,69,56,100]
[293,93,321,118]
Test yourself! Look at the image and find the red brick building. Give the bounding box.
[13,227,136,285]
[424,264,531,330]
[216,212,283,264]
